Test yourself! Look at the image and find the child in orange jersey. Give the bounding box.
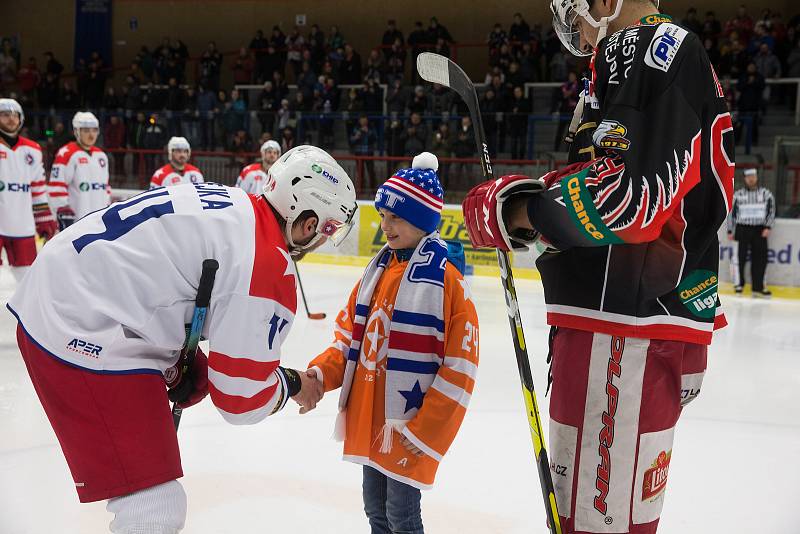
[308,152,479,534]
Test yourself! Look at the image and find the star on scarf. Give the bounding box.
[398,381,425,413]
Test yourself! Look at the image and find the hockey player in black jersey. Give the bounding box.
[462,1,735,532]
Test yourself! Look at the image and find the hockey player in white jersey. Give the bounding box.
[8,145,357,533]
[49,111,111,229]
[0,98,57,281]
[236,139,281,194]
[150,136,204,188]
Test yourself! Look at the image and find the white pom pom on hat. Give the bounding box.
[412,152,439,172]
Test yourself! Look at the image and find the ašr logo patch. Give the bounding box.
[677,270,718,319]
[644,24,688,72]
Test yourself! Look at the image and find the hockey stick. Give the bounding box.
[417,53,562,534]
[170,258,219,430]
[294,261,326,320]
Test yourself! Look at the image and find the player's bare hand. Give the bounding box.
[292,371,323,414]
[761,228,771,238]
[400,435,425,457]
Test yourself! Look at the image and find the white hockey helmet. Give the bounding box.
[260,139,281,155]
[0,98,24,136]
[263,145,358,255]
[167,136,191,158]
[550,0,660,56]
[72,111,99,132]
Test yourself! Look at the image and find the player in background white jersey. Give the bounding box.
[48,111,111,229]
[8,145,358,533]
[149,136,204,188]
[0,98,57,281]
[236,139,281,194]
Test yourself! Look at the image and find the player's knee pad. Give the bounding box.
[9,266,30,282]
[107,479,187,534]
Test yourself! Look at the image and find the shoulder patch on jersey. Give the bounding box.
[644,23,689,73]
[16,136,43,152]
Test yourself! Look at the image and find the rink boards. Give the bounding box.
[112,191,800,298]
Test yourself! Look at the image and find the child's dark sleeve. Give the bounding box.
[308,281,360,392]
[401,267,479,460]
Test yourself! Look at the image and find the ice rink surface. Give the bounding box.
[1,262,799,533]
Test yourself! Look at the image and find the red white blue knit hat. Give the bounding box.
[374,152,444,233]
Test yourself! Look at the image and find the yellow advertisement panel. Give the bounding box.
[358,206,499,267]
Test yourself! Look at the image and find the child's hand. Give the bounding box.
[399,435,425,457]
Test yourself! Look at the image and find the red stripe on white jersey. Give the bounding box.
[209,380,279,415]
[209,351,279,381]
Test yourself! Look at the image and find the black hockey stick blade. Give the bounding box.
[418,52,563,534]
[294,261,327,320]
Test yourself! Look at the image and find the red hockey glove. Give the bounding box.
[56,206,77,231]
[461,175,544,251]
[166,348,209,409]
[33,203,57,240]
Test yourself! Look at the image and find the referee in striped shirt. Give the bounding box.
[727,168,776,297]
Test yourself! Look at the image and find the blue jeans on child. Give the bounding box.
[362,466,424,534]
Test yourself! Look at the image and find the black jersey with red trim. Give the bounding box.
[526,17,735,345]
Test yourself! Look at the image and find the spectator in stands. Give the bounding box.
[787,39,800,78]
[386,78,407,114]
[102,87,121,112]
[339,44,362,85]
[480,87,501,157]
[51,121,71,150]
[128,112,148,151]
[58,81,79,114]
[171,39,189,80]
[408,21,429,80]
[549,48,569,82]
[342,87,365,132]
[44,51,64,80]
[508,86,530,160]
[143,114,166,171]
[365,49,386,83]
[286,27,306,80]
[232,47,254,85]
[382,20,404,59]
[433,37,451,59]
[280,126,297,153]
[328,26,346,53]
[749,22,776,55]
[509,13,531,54]
[122,76,141,112]
[428,17,454,44]
[726,5,755,43]
[17,57,40,104]
[703,11,722,45]
[37,72,58,109]
[361,78,383,114]
[386,39,406,84]
[105,115,127,177]
[386,119,405,157]
[755,42,782,81]
[183,86,199,146]
[518,41,542,82]
[273,71,290,103]
[165,77,185,137]
[506,61,525,89]
[0,46,17,90]
[270,26,287,75]
[553,71,579,151]
[258,80,280,137]
[720,39,750,78]
[488,23,509,58]
[196,84,217,150]
[250,30,270,83]
[85,62,106,109]
[307,24,326,71]
[429,83,455,125]
[297,61,318,98]
[408,85,429,114]
[200,41,223,91]
[137,46,155,81]
[450,116,475,190]
[736,63,765,145]
[431,122,452,186]
[400,112,428,156]
[349,115,378,189]
[682,8,703,36]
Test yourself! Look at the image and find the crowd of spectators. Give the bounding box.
[0,4,798,171]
